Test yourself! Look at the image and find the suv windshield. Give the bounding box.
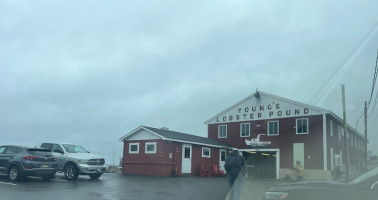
[62,144,89,153]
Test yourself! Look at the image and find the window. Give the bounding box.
[145,142,157,154]
[329,120,333,136]
[240,123,250,137]
[52,144,64,153]
[4,147,22,154]
[351,134,354,146]
[338,126,341,140]
[40,143,52,151]
[296,118,308,134]
[268,121,279,136]
[0,146,5,154]
[184,146,191,158]
[202,147,211,158]
[220,150,226,162]
[218,125,227,138]
[129,143,139,154]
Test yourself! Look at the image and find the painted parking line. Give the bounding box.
[0,182,17,186]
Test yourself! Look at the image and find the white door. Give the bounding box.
[293,143,304,168]
[181,144,192,174]
[219,149,226,172]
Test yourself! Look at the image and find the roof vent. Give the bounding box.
[161,127,169,130]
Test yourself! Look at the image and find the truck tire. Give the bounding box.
[8,166,20,181]
[64,164,79,181]
[89,173,102,179]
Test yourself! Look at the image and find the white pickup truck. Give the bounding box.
[40,143,106,181]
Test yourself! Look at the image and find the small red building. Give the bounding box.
[119,126,229,176]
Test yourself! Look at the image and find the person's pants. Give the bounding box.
[228,175,237,187]
[228,174,245,200]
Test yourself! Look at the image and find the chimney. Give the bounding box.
[161,127,169,130]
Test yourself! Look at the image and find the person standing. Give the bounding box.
[225,148,247,200]
[294,160,304,181]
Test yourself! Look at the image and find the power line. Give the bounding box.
[355,50,378,129]
[369,51,378,114]
[311,22,378,106]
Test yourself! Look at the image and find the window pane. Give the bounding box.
[221,151,226,161]
[297,120,302,133]
[303,119,307,133]
[184,147,190,158]
[147,144,155,152]
[219,125,226,137]
[0,147,5,154]
[131,145,137,151]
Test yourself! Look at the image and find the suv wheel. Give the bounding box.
[64,164,79,181]
[89,173,102,180]
[8,166,20,181]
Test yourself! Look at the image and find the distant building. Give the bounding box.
[119,91,367,180]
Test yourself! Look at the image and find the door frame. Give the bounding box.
[181,144,192,174]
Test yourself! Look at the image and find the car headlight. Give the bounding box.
[77,159,89,164]
[264,192,289,200]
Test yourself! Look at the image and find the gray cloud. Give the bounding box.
[1,0,378,162]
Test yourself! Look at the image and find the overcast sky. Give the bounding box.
[1,0,378,164]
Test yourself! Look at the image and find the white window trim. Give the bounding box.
[218,125,227,138]
[296,118,309,134]
[202,147,211,158]
[240,123,250,137]
[267,120,279,136]
[129,143,139,154]
[145,142,157,154]
[330,120,333,136]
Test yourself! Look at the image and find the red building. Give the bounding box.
[120,91,367,180]
[205,91,367,180]
[119,126,229,176]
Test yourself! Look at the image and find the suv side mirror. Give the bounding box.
[54,149,64,154]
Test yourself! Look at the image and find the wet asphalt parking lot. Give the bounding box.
[0,173,229,200]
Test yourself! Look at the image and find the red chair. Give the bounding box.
[200,164,211,177]
[212,164,224,176]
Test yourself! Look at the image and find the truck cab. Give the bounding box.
[40,143,106,181]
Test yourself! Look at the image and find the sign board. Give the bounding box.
[245,134,271,148]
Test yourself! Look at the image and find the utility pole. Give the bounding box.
[342,85,350,180]
[364,101,368,171]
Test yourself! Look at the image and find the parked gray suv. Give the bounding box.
[40,143,106,181]
[0,145,57,181]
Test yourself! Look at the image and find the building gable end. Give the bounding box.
[205,91,327,124]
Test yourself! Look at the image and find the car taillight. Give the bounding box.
[52,157,57,161]
[23,156,39,160]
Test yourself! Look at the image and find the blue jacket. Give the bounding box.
[225,151,246,177]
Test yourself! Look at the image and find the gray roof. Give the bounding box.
[122,126,230,148]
